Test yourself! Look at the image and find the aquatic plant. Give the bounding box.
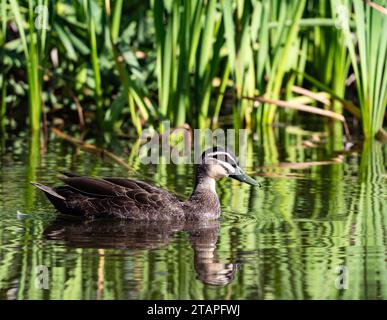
[340,0,387,138]
[0,0,385,139]
[8,0,48,132]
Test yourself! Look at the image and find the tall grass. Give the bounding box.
[341,0,387,138]
[9,0,47,132]
[104,0,155,134]
[1,0,386,139]
[0,0,7,130]
[309,0,351,114]
[153,0,226,129]
[261,0,307,124]
[83,0,103,128]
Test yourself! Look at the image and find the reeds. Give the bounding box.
[9,0,46,131]
[152,0,226,128]
[341,0,387,138]
[0,0,7,132]
[0,0,385,139]
[83,0,103,128]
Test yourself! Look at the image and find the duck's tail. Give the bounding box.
[31,182,85,216]
[31,182,66,200]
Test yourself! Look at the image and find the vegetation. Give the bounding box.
[341,0,387,138]
[0,0,386,301]
[0,0,385,139]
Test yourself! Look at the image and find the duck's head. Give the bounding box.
[198,147,258,186]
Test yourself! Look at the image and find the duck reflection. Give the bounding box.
[43,218,239,286]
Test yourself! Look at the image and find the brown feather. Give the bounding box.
[59,177,123,197]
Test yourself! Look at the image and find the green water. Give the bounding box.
[0,127,386,300]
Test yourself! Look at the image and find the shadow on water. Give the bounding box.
[44,218,238,286]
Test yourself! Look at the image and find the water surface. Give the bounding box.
[0,127,386,300]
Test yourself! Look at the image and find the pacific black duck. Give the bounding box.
[32,147,257,220]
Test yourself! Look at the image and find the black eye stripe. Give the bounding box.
[219,163,231,171]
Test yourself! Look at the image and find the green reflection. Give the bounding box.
[0,129,386,300]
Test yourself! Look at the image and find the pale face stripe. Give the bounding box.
[206,151,238,166]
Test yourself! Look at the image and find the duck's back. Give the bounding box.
[34,173,185,220]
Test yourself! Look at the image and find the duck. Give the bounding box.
[32,147,258,220]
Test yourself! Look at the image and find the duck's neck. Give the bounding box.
[192,165,217,193]
[194,176,216,193]
[184,168,220,219]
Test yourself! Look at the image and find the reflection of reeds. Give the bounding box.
[52,128,132,171]
[26,131,40,209]
[1,126,386,300]
[344,139,387,299]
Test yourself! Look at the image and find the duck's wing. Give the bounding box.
[59,171,81,178]
[58,176,126,198]
[60,172,177,199]
[103,177,176,197]
[59,175,180,206]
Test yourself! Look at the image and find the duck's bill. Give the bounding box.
[230,170,259,186]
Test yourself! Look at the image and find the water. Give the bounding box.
[0,127,386,300]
